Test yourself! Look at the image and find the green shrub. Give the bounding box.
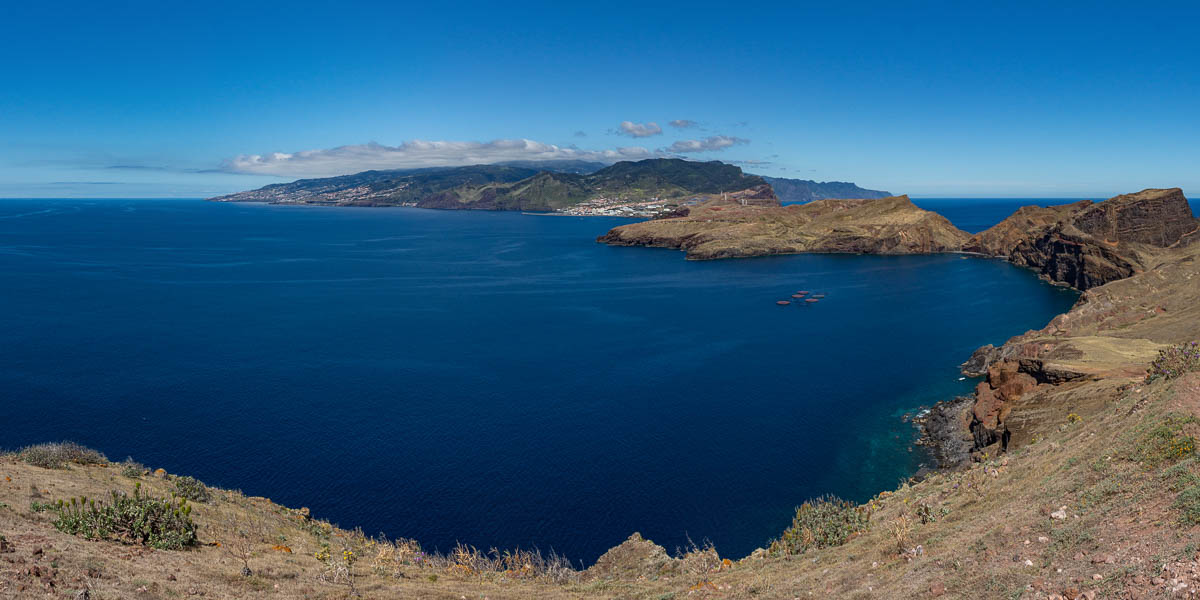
[1162,458,1200,491]
[1134,414,1198,465]
[120,457,146,478]
[1146,341,1200,382]
[1174,484,1200,525]
[30,501,56,513]
[769,495,870,556]
[173,476,211,503]
[19,442,107,469]
[52,483,197,550]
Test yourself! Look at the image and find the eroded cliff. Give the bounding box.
[966,188,1198,290]
[939,188,1200,466]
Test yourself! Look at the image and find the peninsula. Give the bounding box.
[597,194,968,259]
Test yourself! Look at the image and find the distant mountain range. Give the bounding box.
[210,159,888,211]
[761,176,891,203]
[211,159,769,211]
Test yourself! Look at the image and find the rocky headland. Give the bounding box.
[939,187,1200,466]
[964,188,1196,290]
[597,194,969,259]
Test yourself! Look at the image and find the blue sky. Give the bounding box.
[3,1,1199,198]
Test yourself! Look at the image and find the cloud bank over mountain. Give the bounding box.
[224,140,656,177]
[224,134,753,178]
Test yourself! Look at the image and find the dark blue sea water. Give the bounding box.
[910,198,1082,233]
[0,198,1080,562]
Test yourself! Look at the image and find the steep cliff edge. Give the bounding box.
[965,188,1198,290]
[597,195,970,259]
[940,188,1200,467]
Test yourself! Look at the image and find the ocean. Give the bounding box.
[0,198,1082,562]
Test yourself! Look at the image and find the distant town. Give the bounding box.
[557,195,703,217]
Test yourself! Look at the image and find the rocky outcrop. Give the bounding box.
[962,201,1091,256]
[1007,224,1142,290]
[960,344,1003,377]
[586,533,675,580]
[918,396,976,468]
[966,188,1198,290]
[1073,188,1197,246]
[598,195,970,260]
[967,361,1039,454]
[725,183,780,207]
[944,189,1199,466]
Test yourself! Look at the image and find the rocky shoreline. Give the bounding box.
[921,188,1198,469]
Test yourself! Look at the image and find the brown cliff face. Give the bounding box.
[962,201,1091,256]
[965,188,1198,290]
[1007,225,1141,290]
[724,183,781,207]
[934,188,1200,467]
[597,195,970,260]
[1072,188,1196,246]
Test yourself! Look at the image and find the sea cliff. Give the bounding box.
[934,187,1200,466]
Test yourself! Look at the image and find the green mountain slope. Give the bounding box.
[761,176,891,203]
[210,159,771,211]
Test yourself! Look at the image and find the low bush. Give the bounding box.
[30,501,55,513]
[19,442,107,469]
[769,495,871,556]
[1133,414,1198,466]
[1162,458,1200,491]
[173,476,211,503]
[1146,341,1200,383]
[363,535,576,583]
[52,483,197,550]
[1174,484,1200,525]
[120,457,146,478]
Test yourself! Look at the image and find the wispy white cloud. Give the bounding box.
[617,121,663,137]
[668,119,698,129]
[222,140,656,177]
[666,135,749,153]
